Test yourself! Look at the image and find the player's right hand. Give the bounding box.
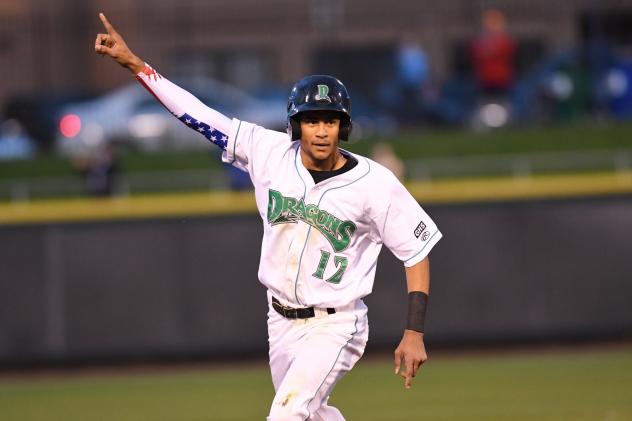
[94,13,144,74]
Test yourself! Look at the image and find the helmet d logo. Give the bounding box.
[315,84,331,102]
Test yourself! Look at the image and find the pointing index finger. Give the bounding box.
[99,13,116,35]
[404,357,414,389]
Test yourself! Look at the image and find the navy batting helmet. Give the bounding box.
[287,75,352,141]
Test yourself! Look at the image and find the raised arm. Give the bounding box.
[95,13,144,74]
[93,13,232,149]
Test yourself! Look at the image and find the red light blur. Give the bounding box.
[59,114,81,138]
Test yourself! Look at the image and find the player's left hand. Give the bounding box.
[94,12,144,74]
[393,329,427,389]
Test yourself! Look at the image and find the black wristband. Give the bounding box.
[406,291,428,333]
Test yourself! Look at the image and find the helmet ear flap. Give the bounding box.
[339,118,352,141]
[288,117,301,141]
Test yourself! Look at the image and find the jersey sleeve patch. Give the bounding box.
[414,220,427,239]
[178,112,228,149]
[404,229,442,267]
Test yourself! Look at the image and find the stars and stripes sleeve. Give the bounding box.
[134,64,231,150]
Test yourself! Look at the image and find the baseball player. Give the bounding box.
[95,13,442,420]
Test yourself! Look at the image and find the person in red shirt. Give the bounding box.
[470,9,517,95]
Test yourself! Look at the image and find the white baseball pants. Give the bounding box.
[266,292,369,421]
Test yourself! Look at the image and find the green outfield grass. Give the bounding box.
[1,348,631,420]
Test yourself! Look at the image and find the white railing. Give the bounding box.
[404,149,632,180]
[1,149,631,202]
[0,169,228,202]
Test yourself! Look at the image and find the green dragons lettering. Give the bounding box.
[267,189,356,252]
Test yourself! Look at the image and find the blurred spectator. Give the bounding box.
[607,59,632,119]
[395,39,430,124]
[546,61,590,121]
[0,119,36,160]
[73,143,120,196]
[470,9,517,97]
[398,42,429,88]
[371,142,404,181]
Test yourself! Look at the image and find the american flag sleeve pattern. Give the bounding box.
[134,64,231,150]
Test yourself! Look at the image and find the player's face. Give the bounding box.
[299,111,341,168]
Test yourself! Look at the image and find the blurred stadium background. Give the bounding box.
[1,0,632,419]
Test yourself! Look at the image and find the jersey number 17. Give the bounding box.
[312,250,348,284]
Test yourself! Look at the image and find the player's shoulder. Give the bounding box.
[344,152,405,216]
[348,151,402,187]
[234,119,294,153]
[236,119,288,142]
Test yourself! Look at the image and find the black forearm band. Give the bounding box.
[406,291,428,333]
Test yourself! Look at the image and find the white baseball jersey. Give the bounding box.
[136,65,442,309]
